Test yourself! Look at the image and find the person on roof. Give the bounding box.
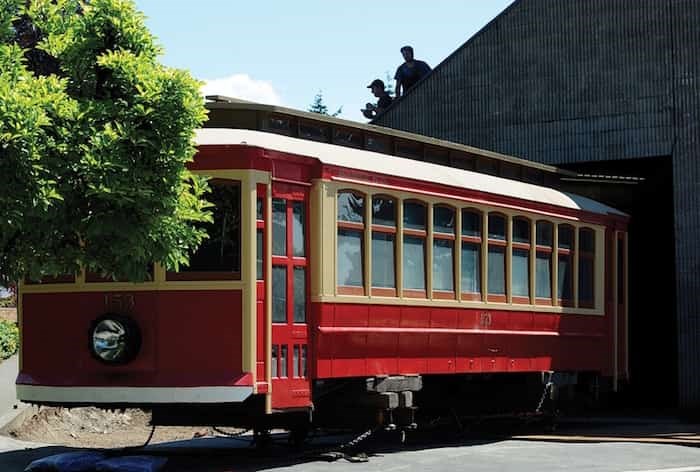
[394,45,431,98]
[361,79,393,119]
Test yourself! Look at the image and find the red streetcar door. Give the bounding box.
[270,184,311,409]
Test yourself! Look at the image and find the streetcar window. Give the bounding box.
[333,127,363,148]
[280,345,288,378]
[433,238,454,292]
[536,221,553,247]
[256,229,264,280]
[293,202,305,257]
[461,209,482,299]
[272,266,287,323]
[425,147,449,166]
[488,214,506,240]
[558,224,575,305]
[366,134,390,153]
[512,248,530,298]
[256,198,264,220]
[170,180,241,279]
[433,206,455,235]
[558,253,573,301]
[536,252,552,299]
[337,191,365,293]
[487,213,507,300]
[461,210,481,237]
[403,201,426,230]
[272,345,279,378]
[372,232,396,289]
[461,242,481,296]
[433,206,455,294]
[293,345,300,378]
[272,199,287,256]
[299,120,328,142]
[403,200,427,296]
[579,228,595,307]
[372,196,396,292]
[338,229,364,289]
[558,225,573,250]
[395,140,423,160]
[372,196,396,227]
[337,192,364,223]
[512,217,531,300]
[535,221,553,301]
[266,115,293,135]
[513,217,530,244]
[487,246,506,296]
[294,267,306,323]
[403,235,426,291]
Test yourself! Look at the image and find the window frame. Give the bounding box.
[432,204,456,300]
[336,190,366,295]
[486,212,508,303]
[511,216,532,304]
[460,208,483,301]
[402,199,428,298]
[371,194,398,297]
[166,178,242,281]
[535,220,554,305]
[557,224,575,307]
[578,227,596,309]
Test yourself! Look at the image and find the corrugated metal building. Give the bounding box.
[375,0,700,408]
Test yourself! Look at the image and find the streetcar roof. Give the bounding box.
[195,128,627,217]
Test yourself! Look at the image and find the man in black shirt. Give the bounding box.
[394,45,431,98]
[361,79,393,119]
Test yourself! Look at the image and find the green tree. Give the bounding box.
[384,71,395,97]
[0,0,210,284]
[308,90,342,117]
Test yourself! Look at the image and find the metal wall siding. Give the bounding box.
[378,0,700,407]
[671,0,700,408]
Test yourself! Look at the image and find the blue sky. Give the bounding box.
[134,1,515,122]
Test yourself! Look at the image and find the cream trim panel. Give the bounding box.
[319,180,607,316]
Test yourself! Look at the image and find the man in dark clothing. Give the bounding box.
[394,45,431,98]
[361,79,393,119]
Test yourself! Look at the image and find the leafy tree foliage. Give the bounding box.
[308,90,342,117]
[0,0,210,284]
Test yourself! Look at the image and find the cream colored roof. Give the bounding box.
[195,128,626,217]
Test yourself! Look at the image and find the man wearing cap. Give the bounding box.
[361,79,393,119]
[394,45,431,98]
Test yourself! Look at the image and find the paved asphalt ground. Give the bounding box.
[1,358,699,471]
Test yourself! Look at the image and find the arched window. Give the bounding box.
[403,200,427,297]
[558,224,575,306]
[460,209,482,300]
[371,195,396,296]
[512,217,531,302]
[433,205,455,298]
[579,227,596,308]
[337,191,365,295]
[535,220,553,304]
[487,212,507,302]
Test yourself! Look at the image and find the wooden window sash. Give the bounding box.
[403,289,427,298]
[338,221,365,231]
[338,285,365,296]
[433,232,456,241]
[372,225,397,235]
[371,287,397,297]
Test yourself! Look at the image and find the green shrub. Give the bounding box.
[0,320,19,359]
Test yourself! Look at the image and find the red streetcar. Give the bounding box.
[17,102,629,433]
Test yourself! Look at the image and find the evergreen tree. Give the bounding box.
[385,71,395,97]
[308,90,342,117]
[0,0,210,284]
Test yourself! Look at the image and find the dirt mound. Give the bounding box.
[6,407,221,448]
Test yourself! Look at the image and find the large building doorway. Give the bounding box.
[559,156,677,408]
